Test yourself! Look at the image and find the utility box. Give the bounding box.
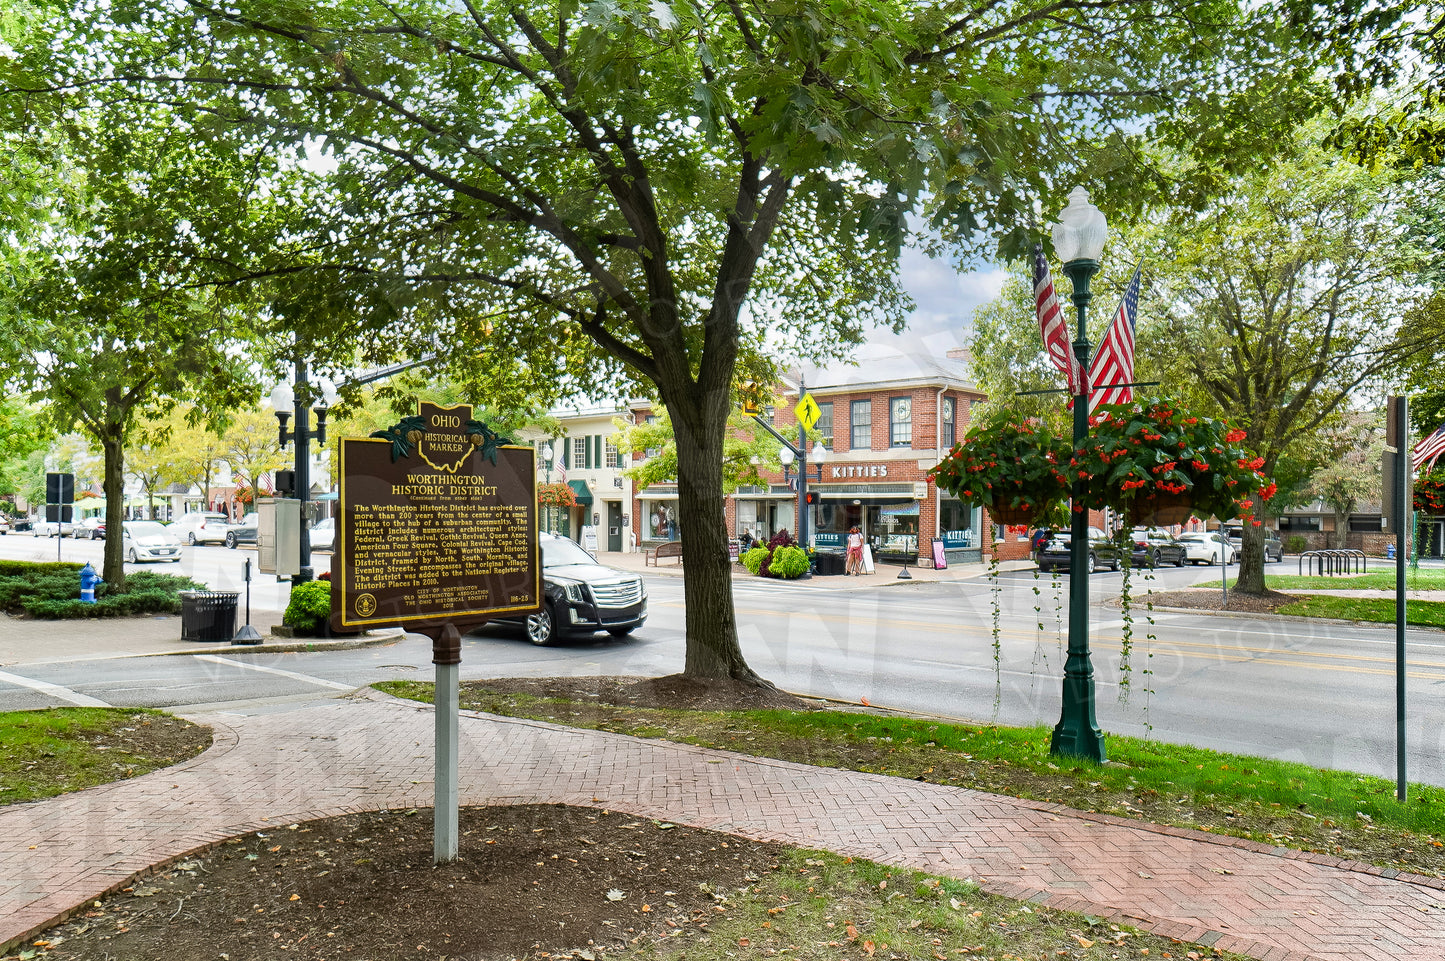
[258,497,301,577]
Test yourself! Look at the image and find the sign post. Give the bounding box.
[333,402,539,862]
[45,472,74,561]
[1385,396,1410,802]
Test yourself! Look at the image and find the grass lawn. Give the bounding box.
[1258,569,1445,591]
[0,707,211,804]
[376,680,1445,880]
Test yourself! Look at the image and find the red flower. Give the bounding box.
[1225,428,1248,443]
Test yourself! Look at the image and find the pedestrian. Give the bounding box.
[845,526,864,575]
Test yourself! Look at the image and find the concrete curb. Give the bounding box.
[136,628,406,658]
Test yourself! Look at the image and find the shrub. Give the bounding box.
[741,547,769,575]
[0,561,203,618]
[769,545,811,579]
[284,580,333,635]
[1285,534,1308,555]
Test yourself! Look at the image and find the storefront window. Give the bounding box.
[939,498,975,548]
[645,501,680,540]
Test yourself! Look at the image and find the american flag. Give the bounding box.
[1414,423,1445,472]
[1033,244,1084,395]
[1088,267,1141,412]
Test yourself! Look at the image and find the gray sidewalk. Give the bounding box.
[2,689,1442,961]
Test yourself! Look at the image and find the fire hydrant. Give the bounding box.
[79,563,100,604]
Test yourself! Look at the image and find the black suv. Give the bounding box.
[1037,528,1121,573]
[492,533,648,645]
[1127,527,1188,568]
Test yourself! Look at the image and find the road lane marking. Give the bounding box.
[0,669,111,707]
[191,655,357,691]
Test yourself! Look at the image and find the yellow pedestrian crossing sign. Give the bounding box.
[795,394,822,431]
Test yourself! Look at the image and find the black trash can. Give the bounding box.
[813,551,846,576]
[179,591,240,643]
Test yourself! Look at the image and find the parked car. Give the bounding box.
[10,516,31,533]
[226,513,260,549]
[308,517,335,552]
[1127,527,1187,568]
[171,511,234,546]
[1036,527,1121,573]
[0,516,8,535]
[492,532,648,645]
[1176,531,1236,566]
[1222,525,1284,563]
[122,520,183,563]
[33,517,75,538]
[74,517,106,540]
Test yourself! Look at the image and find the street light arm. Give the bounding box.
[749,414,804,459]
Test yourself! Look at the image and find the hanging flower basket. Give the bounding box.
[929,409,1072,524]
[1415,470,1445,514]
[1073,400,1274,523]
[538,482,578,508]
[1126,490,1194,526]
[988,503,1045,527]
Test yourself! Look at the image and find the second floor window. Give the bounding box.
[573,436,588,469]
[605,440,620,468]
[851,399,871,449]
[817,401,834,449]
[890,396,912,447]
[942,397,956,448]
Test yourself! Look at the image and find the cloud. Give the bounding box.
[884,246,1008,345]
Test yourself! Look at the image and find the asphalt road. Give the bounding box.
[3,531,1442,786]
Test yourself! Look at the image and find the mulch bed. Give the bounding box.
[22,804,782,961]
[1134,589,1299,615]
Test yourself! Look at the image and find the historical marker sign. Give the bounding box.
[332,402,540,632]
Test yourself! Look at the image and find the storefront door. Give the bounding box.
[607,501,622,552]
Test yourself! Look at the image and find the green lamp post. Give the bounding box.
[1050,186,1109,764]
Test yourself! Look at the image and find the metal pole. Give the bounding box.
[797,378,809,550]
[1394,395,1408,802]
[1050,258,1106,763]
[294,353,313,584]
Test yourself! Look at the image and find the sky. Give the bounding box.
[825,244,1010,377]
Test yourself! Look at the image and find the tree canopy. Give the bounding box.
[10,0,1322,680]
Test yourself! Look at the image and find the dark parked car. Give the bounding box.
[493,533,647,645]
[1223,525,1284,563]
[1127,527,1187,568]
[226,513,260,548]
[74,518,106,540]
[1037,527,1121,573]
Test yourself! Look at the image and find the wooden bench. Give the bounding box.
[645,541,684,566]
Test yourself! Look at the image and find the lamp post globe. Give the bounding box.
[1051,185,1108,765]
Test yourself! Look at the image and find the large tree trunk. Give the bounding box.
[100,416,127,590]
[1234,522,1265,593]
[665,383,770,685]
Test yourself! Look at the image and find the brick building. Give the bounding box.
[623,343,1033,568]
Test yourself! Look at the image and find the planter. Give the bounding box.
[987,504,1042,527]
[1128,492,1194,526]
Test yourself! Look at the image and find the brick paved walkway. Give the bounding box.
[3,691,1442,961]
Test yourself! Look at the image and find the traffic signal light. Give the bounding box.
[739,381,762,417]
[804,491,818,505]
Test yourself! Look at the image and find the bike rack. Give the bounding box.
[1298,549,1368,576]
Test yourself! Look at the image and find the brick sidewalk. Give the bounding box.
[3,692,1442,960]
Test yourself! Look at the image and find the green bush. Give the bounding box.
[741,547,770,575]
[769,545,811,579]
[284,580,333,635]
[1285,534,1308,555]
[0,561,203,618]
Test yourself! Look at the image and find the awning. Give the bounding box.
[568,480,593,506]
